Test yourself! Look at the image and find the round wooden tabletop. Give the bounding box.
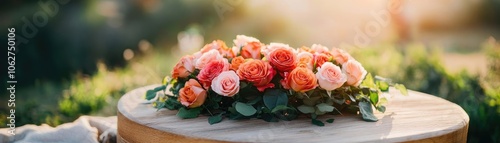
[117,85,469,143]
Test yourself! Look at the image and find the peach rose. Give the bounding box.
[231,56,245,71]
[314,53,330,68]
[331,48,352,65]
[342,60,367,86]
[195,49,224,69]
[283,67,318,92]
[233,35,260,48]
[240,41,263,59]
[179,79,207,108]
[262,43,296,58]
[297,52,314,70]
[298,46,315,54]
[316,62,346,91]
[211,71,240,97]
[172,55,195,79]
[237,59,276,92]
[268,47,297,73]
[201,40,235,58]
[197,59,230,89]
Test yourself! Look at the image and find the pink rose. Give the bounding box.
[311,44,329,55]
[211,71,240,97]
[331,48,352,65]
[195,49,224,69]
[233,35,260,48]
[197,59,230,89]
[342,60,367,86]
[316,62,346,91]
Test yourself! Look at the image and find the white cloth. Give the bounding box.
[0,116,117,143]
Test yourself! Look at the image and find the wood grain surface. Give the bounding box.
[117,85,469,143]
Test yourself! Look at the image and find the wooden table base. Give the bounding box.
[117,85,469,143]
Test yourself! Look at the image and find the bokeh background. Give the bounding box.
[1,0,499,142]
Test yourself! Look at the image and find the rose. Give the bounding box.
[314,53,330,68]
[211,71,240,97]
[197,59,230,89]
[240,41,263,59]
[231,56,245,71]
[267,46,298,73]
[283,67,318,92]
[172,55,195,79]
[297,52,314,70]
[179,79,207,108]
[331,48,352,65]
[195,49,224,69]
[316,62,346,91]
[233,35,260,48]
[311,44,329,55]
[200,40,235,58]
[261,43,296,58]
[237,59,276,92]
[342,60,367,86]
[298,46,315,54]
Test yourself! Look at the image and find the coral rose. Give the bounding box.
[316,62,346,91]
[237,59,276,92]
[267,46,297,73]
[200,40,235,58]
[172,55,195,79]
[179,79,207,108]
[283,67,318,92]
[195,49,224,70]
[240,41,263,59]
[331,48,352,65]
[230,56,245,71]
[261,43,296,58]
[314,53,330,68]
[211,71,240,97]
[342,60,368,86]
[197,59,230,89]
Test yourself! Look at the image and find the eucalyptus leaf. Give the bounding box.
[297,105,315,114]
[316,103,335,113]
[326,119,335,123]
[155,101,166,111]
[263,89,288,110]
[271,105,290,113]
[395,84,409,96]
[208,113,224,125]
[177,107,202,119]
[235,102,257,116]
[312,119,325,126]
[358,101,378,122]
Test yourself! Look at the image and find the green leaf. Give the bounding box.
[240,82,249,89]
[297,105,315,114]
[247,96,262,105]
[303,96,321,106]
[369,92,379,105]
[263,89,288,110]
[235,102,257,116]
[361,73,377,89]
[272,105,298,121]
[395,84,408,96]
[155,101,166,111]
[312,119,325,126]
[326,119,335,123]
[358,101,378,122]
[377,81,389,91]
[271,105,290,113]
[208,113,224,125]
[316,103,335,113]
[376,105,386,113]
[177,107,202,119]
[145,85,164,100]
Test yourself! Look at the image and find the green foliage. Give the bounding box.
[177,107,202,119]
[208,113,224,125]
[235,102,257,116]
[326,119,335,123]
[311,118,325,126]
[263,89,288,111]
[358,101,378,122]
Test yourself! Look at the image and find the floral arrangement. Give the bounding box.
[145,35,407,126]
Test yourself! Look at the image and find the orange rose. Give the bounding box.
[231,56,245,71]
[342,60,367,86]
[268,47,297,73]
[297,52,314,70]
[200,40,235,58]
[179,79,207,108]
[172,55,195,79]
[241,41,263,59]
[331,48,352,65]
[197,59,230,89]
[314,53,330,68]
[283,67,318,92]
[237,59,276,92]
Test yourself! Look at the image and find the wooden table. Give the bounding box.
[117,85,469,143]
